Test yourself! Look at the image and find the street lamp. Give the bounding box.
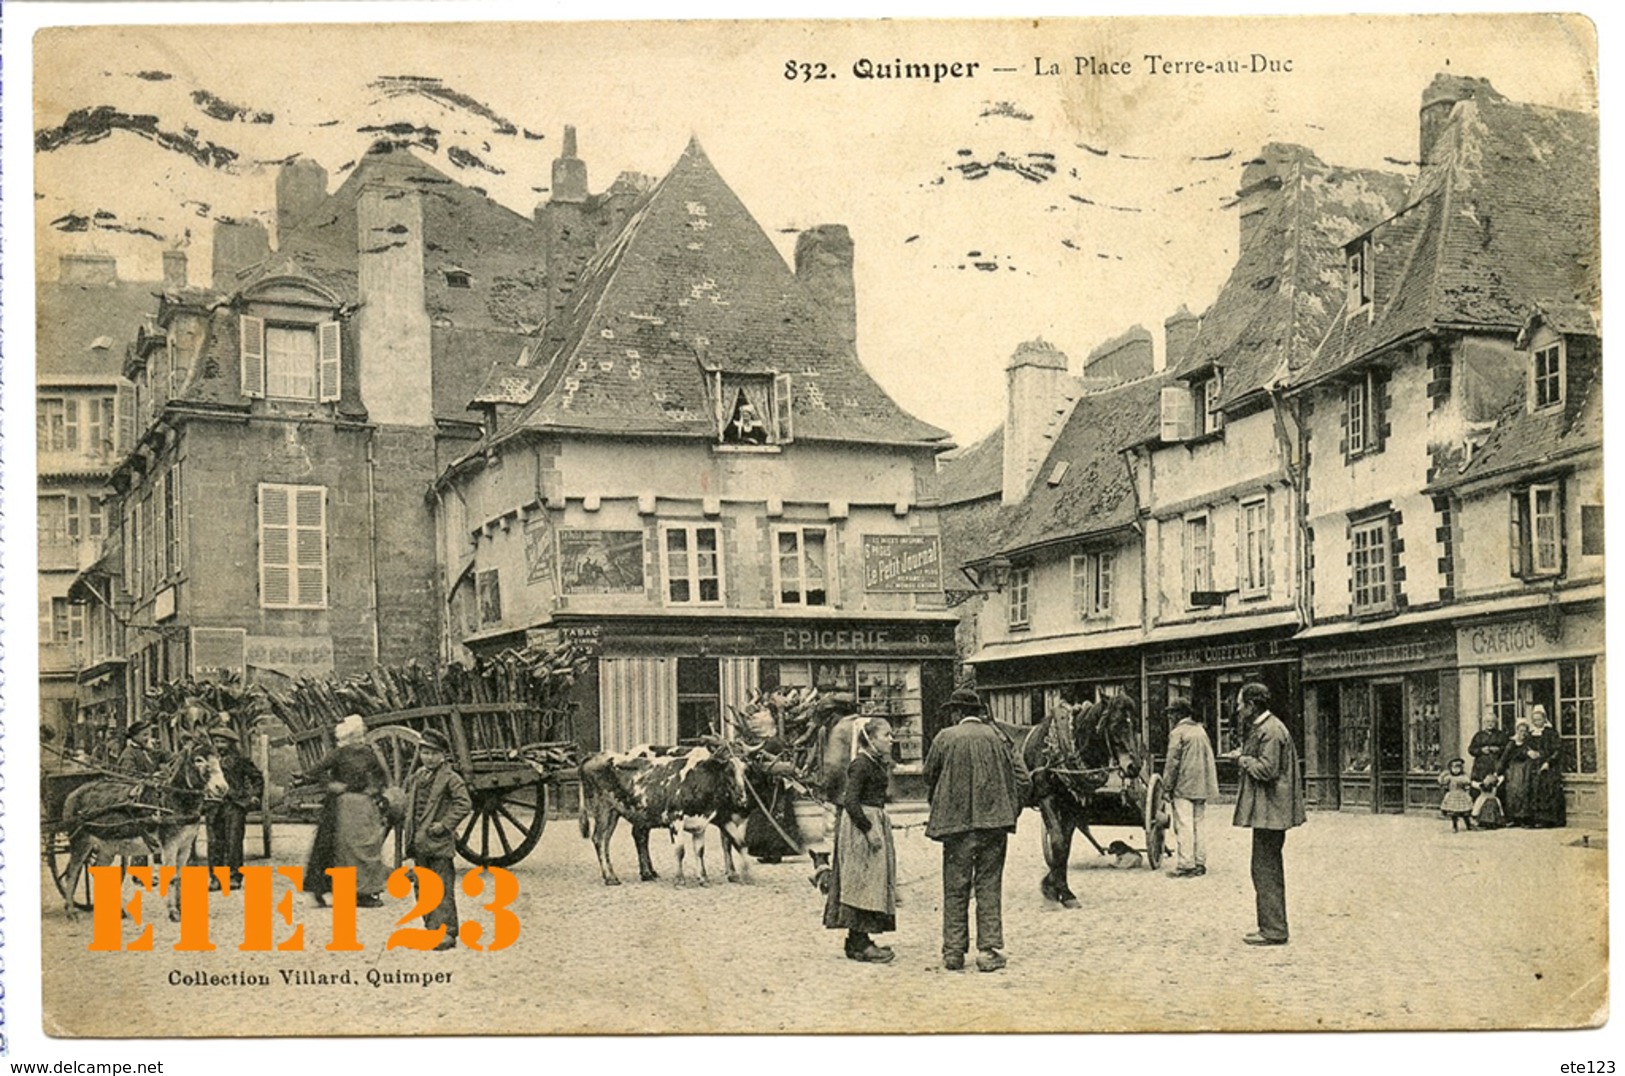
[961,555,1014,594]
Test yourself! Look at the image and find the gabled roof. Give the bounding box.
[937,425,1004,506]
[501,138,949,446]
[983,372,1169,558]
[37,275,161,380]
[1172,144,1406,404]
[1297,77,1599,387]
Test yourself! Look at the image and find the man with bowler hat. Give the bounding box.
[925,687,1022,972]
[1224,682,1305,945]
[404,730,472,950]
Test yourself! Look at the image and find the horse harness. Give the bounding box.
[1035,706,1131,805]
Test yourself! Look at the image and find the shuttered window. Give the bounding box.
[259,483,326,609]
[241,316,341,402]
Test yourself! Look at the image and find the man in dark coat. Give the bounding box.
[207,716,264,890]
[404,730,473,950]
[924,687,1021,973]
[1225,682,1306,946]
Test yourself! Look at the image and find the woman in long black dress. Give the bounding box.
[1525,705,1566,828]
[1499,719,1535,827]
[741,708,801,863]
[1467,713,1509,788]
[303,714,390,907]
[823,716,898,964]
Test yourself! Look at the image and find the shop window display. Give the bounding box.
[1407,675,1442,773]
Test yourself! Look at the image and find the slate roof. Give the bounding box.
[500,138,949,446]
[937,425,1004,506]
[982,372,1170,558]
[1296,78,1599,387]
[37,275,161,380]
[1171,144,1406,404]
[277,144,545,333]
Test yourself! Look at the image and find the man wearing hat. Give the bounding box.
[116,721,167,777]
[924,686,1021,973]
[206,714,265,890]
[1222,682,1306,946]
[403,730,472,950]
[1160,698,1220,878]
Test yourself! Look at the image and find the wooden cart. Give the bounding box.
[281,701,581,868]
[41,759,105,911]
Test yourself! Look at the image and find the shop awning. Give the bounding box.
[1292,584,1603,641]
[966,626,1144,664]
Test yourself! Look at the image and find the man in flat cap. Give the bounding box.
[206,714,264,890]
[404,730,472,950]
[925,687,1021,973]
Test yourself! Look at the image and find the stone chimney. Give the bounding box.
[356,181,432,426]
[1164,305,1199,371]
[276,158,329,244]
[211,218,272,291]
[58,254,118,285]
[1003,338,1071,505]
[1235,144,1315,253]
[1419,74,1504,166]
[1082,325,1155,387]
[162,250,188,289]
[550,125,589,205]
[795,225,857,348]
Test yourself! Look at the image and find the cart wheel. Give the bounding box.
[456,782,547,868]
[47,833,96,911]
[367,726,424,868]
[1143,772,1168,870]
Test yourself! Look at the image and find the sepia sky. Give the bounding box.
[30,15,1598,444]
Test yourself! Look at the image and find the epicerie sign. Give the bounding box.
[863,534,942,592]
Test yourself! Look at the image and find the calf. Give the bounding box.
[577,744,751,887]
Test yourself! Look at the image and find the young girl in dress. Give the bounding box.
[1471,772,1505,829]
[1437,757,1474,831]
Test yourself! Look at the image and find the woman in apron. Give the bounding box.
[822,716,898,963]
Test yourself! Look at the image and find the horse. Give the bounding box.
[995,695,1151,909]
[59,734,230,921]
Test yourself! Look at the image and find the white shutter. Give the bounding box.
[260,485,291,607]
[318,321,342,402]
[116,383,136,453]
[719,657,760,732]
[1160,385,1194,442]
[600,657,678,750]
[774,372,794,443]
[294,487,326,608]
[240,315,265,398]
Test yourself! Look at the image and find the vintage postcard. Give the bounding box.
[24,11,1605,1044]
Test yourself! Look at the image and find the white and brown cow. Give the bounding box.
[577,744,751,887]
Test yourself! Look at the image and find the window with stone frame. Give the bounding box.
[240,315,341,403]
[1240,494,1270,597]
[259,483,327,609]
[1509,481,1564,579]
[1006,565,1032,630]
[1350,512,1393,615]
[1345,370,1383,460]
[773,525,833,607]
[662,523,723,605]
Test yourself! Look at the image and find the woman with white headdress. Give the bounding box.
[303,714,390,907]
[1525,705,1566,829]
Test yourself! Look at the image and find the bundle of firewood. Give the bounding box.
[251,642,595,739]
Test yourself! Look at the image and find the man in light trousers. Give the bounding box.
[1161,698,1220,878]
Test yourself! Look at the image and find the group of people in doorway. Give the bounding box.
[1440,706,1566,831]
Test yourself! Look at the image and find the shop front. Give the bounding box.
[1143,630,1299,797]
[1299,626,1457,814]
[534,613,959,797]
[967,639,1141,731]
[1455,600,1605,825]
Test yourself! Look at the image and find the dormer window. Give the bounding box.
[1158,369,1223,442]
[443,268,472,289]
[1201,372,1224,434]
[714,372,793,447]
[241,315,341,403]
[1531,337,1565,411]
[1346,236,1374,312]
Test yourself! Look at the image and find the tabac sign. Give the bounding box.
[863,535,942,593]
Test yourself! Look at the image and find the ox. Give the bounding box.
[577,744,751,887]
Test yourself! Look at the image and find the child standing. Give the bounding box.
[1438,757,1474,831]
[1471,773,1505,829]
